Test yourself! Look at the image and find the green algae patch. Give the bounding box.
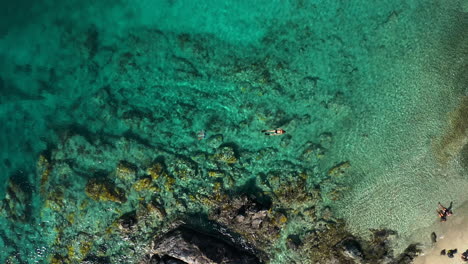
[85,179,127,203]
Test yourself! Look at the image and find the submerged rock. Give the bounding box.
[37,153,52,195]
[145,255,187,264]
[209,194,285,260]
[147,161,168,180]
[328,161,351,177]
[364,229,397,262]
[301,142,326,161]
[206,134,224,149]
[319,132,333,148]
[81,255,111,264]
[85,178,127,203]
[133,177,159,192]
[1,171,33,222]
[172,158,198,179]
[213,146,238,164]
[152,227,261,264]
[115,160,137,182]
[393,244,421,264]
[118,211,137,230]
[286,235,302,251]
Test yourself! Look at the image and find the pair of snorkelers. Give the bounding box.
[437,202,453,222]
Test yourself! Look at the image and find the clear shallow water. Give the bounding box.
[0,0,467,262]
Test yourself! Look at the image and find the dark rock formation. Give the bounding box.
[286,235,302,251]
[364,229,397,261]
[209,193,286,261]
[81,255,111,264]
[215,195,270,231]
[392,243,421,264]
[152,227,261,264]
[145,254,187,264]
[337,237,364,262]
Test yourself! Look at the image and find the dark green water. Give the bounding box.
[0,0,467,262]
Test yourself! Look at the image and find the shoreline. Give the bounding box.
[413,200,468,264]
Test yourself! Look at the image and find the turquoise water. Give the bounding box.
[0,0,467,263]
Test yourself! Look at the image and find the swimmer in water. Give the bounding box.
[262,129,286,136]
[197,130,206,140]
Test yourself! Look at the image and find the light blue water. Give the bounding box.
[0,0,467,262]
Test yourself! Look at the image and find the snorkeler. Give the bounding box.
[197,130,206,140]
[262,129,286,136]
[437,202,453,222]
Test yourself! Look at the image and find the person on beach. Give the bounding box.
[447,249,457,258]
[461,249,468,261]
[437,202,453,222]
[262,129,286,136]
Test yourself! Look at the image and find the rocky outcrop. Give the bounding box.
[144,255,187,264]
[151,227,261,264]
[393,244,421,264]
[337,237,364,263]
[209,193,287,259]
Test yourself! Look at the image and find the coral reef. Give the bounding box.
[0,123,425,263]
